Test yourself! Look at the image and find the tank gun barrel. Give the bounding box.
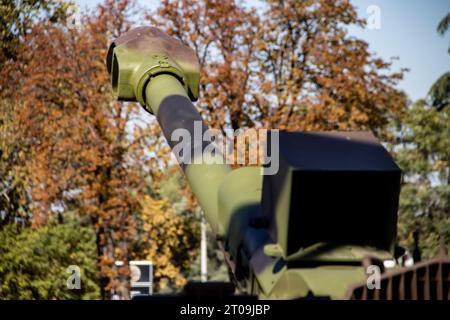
[104,26,424,300]
[145,73,231,232]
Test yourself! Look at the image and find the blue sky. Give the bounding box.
[349,0,450,102]
[75,0,450,102]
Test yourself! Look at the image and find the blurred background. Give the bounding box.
[0,0,448,299]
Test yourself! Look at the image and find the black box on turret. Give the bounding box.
[261,131,402,257]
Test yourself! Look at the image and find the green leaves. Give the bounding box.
[394,101,449,259]
[437,12,450,36]
[428,71,450,111]
[0,213,100,299]
[0,0,68,63]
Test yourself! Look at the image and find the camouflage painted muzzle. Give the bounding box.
[106,26,200,113]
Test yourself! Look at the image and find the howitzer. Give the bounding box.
[107,27,450,300]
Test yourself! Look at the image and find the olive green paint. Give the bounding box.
[107,26,399,300]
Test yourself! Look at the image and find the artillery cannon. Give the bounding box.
[107,27,449,300]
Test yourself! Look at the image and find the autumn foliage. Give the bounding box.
[1,0,199,299]
[150,0,406,136]
[6,0,445,300]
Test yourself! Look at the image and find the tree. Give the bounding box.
[258,0,407,134]
[428,12,450,111]
[149,0,406,137]
[428,72,450,111]
[0,0,69,227]
[437,12,450,52]
[395,13,450,258]
[0,0,144,299]
[0,100,30,226]
[0,0,202,298]
[0,0,69,65]
[0,213,99,299]
[138,193,199,292]
[148,0,261,132]
[394,100,449,259]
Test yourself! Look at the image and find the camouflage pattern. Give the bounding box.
[107,27,449,300]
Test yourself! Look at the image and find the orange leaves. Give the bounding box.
[0,1,148,299]
[150,0,405,136]
[150,0,261,131]
[255,0,407,132]
[260,81,273,93]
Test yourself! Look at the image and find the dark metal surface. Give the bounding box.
[273,131,400,171]
[157,95,211,170]
[347,253,450,300]
[261,131,402,256]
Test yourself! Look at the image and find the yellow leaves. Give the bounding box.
[139,194,199,291]
[141,197,172,227]
[156,146,171,160]
[256,40,267,51]
[291,67,303,80]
